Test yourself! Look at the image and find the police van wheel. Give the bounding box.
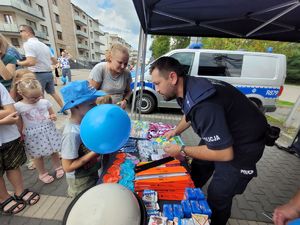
[250,99,266,114]
[135,93,156,114]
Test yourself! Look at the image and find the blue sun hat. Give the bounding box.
[60,80,106,112]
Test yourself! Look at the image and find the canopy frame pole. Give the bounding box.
[137,31,148,121]
[152,9,194,24]
[250,0,299,16]
[130,27,144,119]
[246,2,300,37]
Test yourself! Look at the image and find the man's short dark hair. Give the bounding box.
[150,56,185,78]
[20,25,35,36]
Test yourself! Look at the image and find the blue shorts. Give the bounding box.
[35,71,55,94]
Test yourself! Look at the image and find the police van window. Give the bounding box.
[170,52,195,75]
[198,53,243,77]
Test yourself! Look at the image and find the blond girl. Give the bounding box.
[14,79,64,184]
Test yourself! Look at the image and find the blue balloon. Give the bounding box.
[80,104,131,154]
[288,218,300,225]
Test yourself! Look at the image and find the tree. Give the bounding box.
[149,35,170,59]
[170,36,191,50]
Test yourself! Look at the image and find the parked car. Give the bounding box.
[130,48,286,114]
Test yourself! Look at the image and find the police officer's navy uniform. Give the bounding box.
[177,76,268,225]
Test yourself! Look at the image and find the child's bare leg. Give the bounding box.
[51,152,61,169]
[33,157,47,176]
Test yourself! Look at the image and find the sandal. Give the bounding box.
[55,166,65,179]
[14,189,40,206]
[39,172,54,184]
[0,196,26,214]
[26,160,36,170]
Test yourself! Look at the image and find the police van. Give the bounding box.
[130,49,286,114]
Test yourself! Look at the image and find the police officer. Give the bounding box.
[150,57,268,225]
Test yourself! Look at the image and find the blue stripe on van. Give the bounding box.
[130,81,155,90]
[235,86,280,99]
[130,82,280,99]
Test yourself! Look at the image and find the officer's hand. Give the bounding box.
[163,130,177,140]
[163,144,181,157]
[0,112,19,125]
[273,202,299,225]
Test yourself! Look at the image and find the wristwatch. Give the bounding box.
[180,145,187,157]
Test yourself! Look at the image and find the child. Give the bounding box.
[14,79,64,184]
[60,80,106,197]
[0,82,40,214]
[10,69,36,101]
[10,69,37,170]
[58,49,72,85]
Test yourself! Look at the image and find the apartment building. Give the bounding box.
[71,3,105,62]
[0,0,105,62]
[101,32,138,65]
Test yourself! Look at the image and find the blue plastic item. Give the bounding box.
[185,188,197,200]
[198,200,212,217]
[173,204,184,219]
[181,200,192,218]
[194,188,205,200]
[163,204,174,220]
[190,200,202,214]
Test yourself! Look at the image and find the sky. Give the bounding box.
[71,0,152,60]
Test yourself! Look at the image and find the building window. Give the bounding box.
[75,10,79,16]
[92,54,95,60]
[57,31,62,40]
[89,20,92,27]
[52,0,57,6]
[55,14,60,24]
[85,41,88,45]
[37,4,45,17]
[76,25,81,30]
[83,28,87,33]
[90,32,93,38]
[83,15,86,19]
[10,38,20,47]
[4,14,14,24]
[91,43,94,49]
[41,25,48,36]
[86,52,89,58]
[26,19,37,30]
[23,0,32,6]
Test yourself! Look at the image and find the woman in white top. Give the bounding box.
[89,44,132,109]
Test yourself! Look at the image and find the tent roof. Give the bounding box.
[132,0,300,42]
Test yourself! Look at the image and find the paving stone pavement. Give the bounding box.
[1,69,298,224]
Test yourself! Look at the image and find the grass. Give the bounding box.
[276,100,294,107]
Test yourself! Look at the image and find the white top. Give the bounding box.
[61,122,81,178]
[14,99,52,128]
[0,83,20,146]
[23,37,52,72]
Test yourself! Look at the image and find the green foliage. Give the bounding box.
[150,35,170,59]
[150,36,191,59]
[170,36,191,50]
[286,55,300,84]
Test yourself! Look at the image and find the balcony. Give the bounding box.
[35,30,48,40]
[95,49,105,54]
[74,15,87,26]
[94,27,104,36]
[76,30,88,38]
[0,23,19,33]
[77,43,89,51]
[0,0,44,20]
[94,39,104,45]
